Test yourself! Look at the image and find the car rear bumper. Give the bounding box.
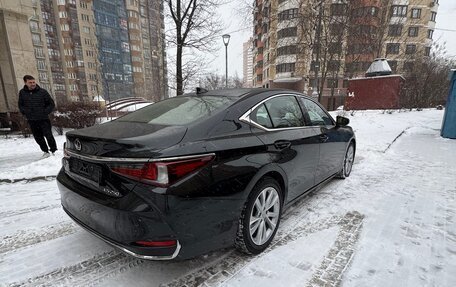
[62,205,181,260]
[57,172,181,260]
[57,169,244,260]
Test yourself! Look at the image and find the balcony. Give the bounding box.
[274,72,302,83]
[256,53,263,62]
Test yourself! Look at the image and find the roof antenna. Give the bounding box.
[196,87,208,94]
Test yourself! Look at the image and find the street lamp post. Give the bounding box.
[222,34,230,88]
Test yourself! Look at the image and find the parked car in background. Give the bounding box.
[57,88,356,260]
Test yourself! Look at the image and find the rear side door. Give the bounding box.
[299,97,346,183]
[246,95,320,203]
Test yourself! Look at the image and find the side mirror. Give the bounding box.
[336,116,350,127]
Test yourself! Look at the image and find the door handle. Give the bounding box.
[274,140,291,150]
[319,134,329,142]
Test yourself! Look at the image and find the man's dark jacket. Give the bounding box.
[18,84,55,120]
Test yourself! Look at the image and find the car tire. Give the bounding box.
[337,142,355,179]
[235,177,283,255]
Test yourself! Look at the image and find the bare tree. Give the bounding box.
[165,0,224,95]
[294,0,350,105]
[199,71,245,90]
[402,42,455,109]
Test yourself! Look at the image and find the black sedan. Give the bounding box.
[57,88,355,260]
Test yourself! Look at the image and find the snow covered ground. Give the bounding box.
[0,109,455,287]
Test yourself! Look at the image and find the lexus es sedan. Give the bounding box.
[57,88,356,260]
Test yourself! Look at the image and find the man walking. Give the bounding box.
[18,75,57,157]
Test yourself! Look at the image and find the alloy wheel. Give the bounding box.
[249,186,280,246]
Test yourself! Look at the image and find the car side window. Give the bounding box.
[251,104,273,128]
[263,96,305,128]
[300,98,334,126]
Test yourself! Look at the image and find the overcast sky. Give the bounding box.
[209,0,456,78]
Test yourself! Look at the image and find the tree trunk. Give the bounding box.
[176,44,183,95]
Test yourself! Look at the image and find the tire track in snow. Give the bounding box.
[9,251,144,287]
[162,212,364,287]
[0,204,61,219]
[0,175,57,184]
[0,222,78,254]
[383,127,412,153]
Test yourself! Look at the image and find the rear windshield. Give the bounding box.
[117,96,235,125]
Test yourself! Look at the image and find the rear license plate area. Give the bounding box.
[69,158,102,184]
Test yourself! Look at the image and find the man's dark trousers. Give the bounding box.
[28,119,57,153]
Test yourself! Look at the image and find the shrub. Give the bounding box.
[50,102,102,135]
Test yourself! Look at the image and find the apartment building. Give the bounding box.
[146,0,168,101]
[252,0,439,109]
[124,0,168,102]
[242,38,254,88]
[0,0,167,118]
[0,0,40,114]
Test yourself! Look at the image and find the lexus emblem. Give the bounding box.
[74,139,82,151]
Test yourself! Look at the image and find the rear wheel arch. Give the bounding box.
[262,171,286,204]
[242,165,288,203]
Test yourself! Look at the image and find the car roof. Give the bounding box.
[184,88,301,100]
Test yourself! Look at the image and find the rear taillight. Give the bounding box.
[110,155,214,187]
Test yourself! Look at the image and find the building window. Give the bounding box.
[83,26,90,33]
[29,21,39,31]
[278,8,298,22]
[57,0,65,5]
[386,43,400,55]
[81,14,90,22]
[411,8,421,19]
[277,45,297,56]
[37,60,46,70]
[352,6,379,18]
[34,47,44,58]
[425,46,431,56]
[405,44,417,54]
[32,34,41,45]
[391,5,407,17]
[39,72,48,80]
[80,1,88,9]
[408,27,419,37]
[276,63,295,73]
[388,25,402,36]
[431,12,437,22]
[277,27,297,39]
[61,24,69,31]
[428,29,434,39]
[42,11,50,19]
[59,11,67,18]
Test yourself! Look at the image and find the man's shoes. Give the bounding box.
[42,152,50,158]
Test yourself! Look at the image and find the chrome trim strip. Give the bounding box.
[66,149,215,163]
[67,209,181,260]
[239,93,319,132]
